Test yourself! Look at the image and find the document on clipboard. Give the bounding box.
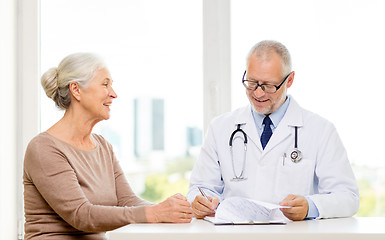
[204,196,290,225]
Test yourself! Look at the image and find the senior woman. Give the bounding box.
[23,53,193,240]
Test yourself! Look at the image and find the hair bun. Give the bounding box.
[41,67,59,100]
[41,53,106,110]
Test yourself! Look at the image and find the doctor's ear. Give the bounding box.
[69,82,81,101]
[286,71,295,88]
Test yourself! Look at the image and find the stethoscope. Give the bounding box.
[229,124,302,181]
[229,124,248,181]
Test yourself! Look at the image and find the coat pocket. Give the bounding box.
[274,155,315,199]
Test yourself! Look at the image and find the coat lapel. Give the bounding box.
[262,98,304,155]
[232,98,304,155]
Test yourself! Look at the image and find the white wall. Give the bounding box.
[0,0,40,239]
[0,0,17,239]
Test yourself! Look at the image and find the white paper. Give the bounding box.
[205,196,290,224]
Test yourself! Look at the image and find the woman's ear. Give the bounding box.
[69,82,81,101]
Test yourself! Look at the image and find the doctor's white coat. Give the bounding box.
[187,97,359,219]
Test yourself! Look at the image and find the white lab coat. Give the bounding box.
[187,97,359,219]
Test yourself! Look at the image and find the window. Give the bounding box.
[41,0,203,202]
[231,0,385,216]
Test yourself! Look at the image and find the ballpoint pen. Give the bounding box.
[198,186,210,201]
[198,186,217,213]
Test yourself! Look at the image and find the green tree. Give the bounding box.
[356,179,376,216]
[140,156,194,203]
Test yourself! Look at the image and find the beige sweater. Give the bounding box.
[23,132,152,240]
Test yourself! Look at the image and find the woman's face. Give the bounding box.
[79,68,117,121]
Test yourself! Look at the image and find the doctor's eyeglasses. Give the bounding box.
[242,71,292,93]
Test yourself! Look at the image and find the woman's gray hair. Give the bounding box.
[41,53,106,110]
[247,40,292,77]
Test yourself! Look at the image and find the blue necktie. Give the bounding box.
[261,116,272,149]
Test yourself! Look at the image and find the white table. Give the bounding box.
[107,217,385,240]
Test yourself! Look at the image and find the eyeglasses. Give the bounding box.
[242,71,291,93]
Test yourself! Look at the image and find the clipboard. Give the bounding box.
[204,217,287,225]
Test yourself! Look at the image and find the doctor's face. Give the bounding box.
[245,52,293,115]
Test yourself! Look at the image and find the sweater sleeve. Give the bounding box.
[24,136,149,232]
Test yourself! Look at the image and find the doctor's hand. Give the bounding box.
[279,194,308,221]
[145,193,193,223]
[191,195,219,219]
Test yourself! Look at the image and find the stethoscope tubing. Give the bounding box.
[228,124,302,180]
[229,124,248,180]
[229,124,247,146]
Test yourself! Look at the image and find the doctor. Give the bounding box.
[187,40,359,221]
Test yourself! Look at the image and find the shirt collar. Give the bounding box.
[252,95,291,130]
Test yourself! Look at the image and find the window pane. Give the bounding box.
[41,0,203,202]
[231,0,385,216]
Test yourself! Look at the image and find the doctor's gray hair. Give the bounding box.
[247,40,292,77]
[41,53,106,110]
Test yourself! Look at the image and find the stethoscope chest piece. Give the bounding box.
[291,148,302,163]
[291,126,302,163]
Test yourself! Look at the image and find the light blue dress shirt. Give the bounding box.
[251,96,319,219]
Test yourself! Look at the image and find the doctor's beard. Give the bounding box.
[249,91,288,115]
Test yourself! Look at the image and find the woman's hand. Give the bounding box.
[145,193,193,223]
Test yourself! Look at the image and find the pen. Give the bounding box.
[198,186,210,201]
[198,186,217,213]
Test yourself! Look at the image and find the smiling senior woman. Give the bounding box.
[23,53,193,240]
